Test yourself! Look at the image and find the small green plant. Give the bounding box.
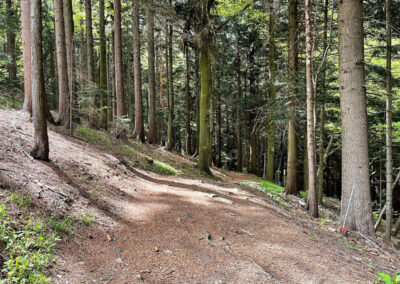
[0,204,58,283]
[309,235,318,242]
[89,192,96,199]
[375,272,400,284]
[78,211,94,226]
[9,192,31,209]
[319,217,327,226]
[49,215,75,235]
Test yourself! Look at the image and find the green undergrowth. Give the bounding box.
[0,96,22,109]
[75,125,185,176]
[0,203,58,283]
[241,176,288,207]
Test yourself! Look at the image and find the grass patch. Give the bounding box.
[241,178,288,207]
[9,192,31,210]
[0,96,22,109]
[0,204,58,283]
[78,211,94,226]
[49,215,75,235]
[76,125,112,147]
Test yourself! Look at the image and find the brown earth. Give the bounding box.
[0,109,399,284]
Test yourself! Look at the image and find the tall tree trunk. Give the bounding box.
[385,0,393,243]
[147,0,156,144]
[195,46,201,155]
[114,0,125,117]
[248,36,258,175]
[236,46,242,172]
[216,79,222,168]
[317,0,329,204]
[198,31,212,174]
[267,0,277,182]
[305,0,318,218]
[285,0,298,195]
[54,0,70,127]
[132,0,144,142]
[167,13,174,151]
[30,0,49,161]
[21,0,32,114]
[99,0,107,129]
[185,44,192,154]
[338,0,374,234]
[63,0,73,132]
[6,0,17,82]
[86,0,96,127]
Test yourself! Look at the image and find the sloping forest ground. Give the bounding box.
[0,108,399,283]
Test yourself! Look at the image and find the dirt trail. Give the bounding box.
[0,110,399,284]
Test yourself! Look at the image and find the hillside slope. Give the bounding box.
[0,109,399,283]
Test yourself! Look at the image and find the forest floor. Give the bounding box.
[0,109,400,283]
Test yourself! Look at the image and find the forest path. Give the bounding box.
[0,110,397,283]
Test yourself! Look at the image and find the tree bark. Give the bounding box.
[236,45,243,172]
[385,0,393,243]
[195,46,201,155]
[30,0,49,161]
[132,0,144,142]
[86,0,96,128]
[63,0,73,132]
[305,0,318,218]
[21,0,32,114]
[185,44,192,154]
[338,0,374,234]
[167,10,174,151]
[54,0,70,127]
[267,0,277,182]
[114,0,125,117]
[285,0,298,195]
[147,0,156,144]
[99,0,107,129]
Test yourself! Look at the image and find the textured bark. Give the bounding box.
[132,0,144,142]
[338,0,374,234]
[248,35,258,175]
[63,0,73,132]
[236,46,242,172]
[267,0,276,182]
[30,0,49,161]
[21,0,32,113]
[85,0,96,127]
[167,12,174,151]
[195,47,201,155]
[6,0,17,82]
[305,0,318,218]
[285,0,298,195]
[167,27,174,149]
[185,45,192,154]
[54,0,70,127]
[114,0,124,117]
[147,0,156,144]
[216,77,222,168]
[99,0,108,129]
[385,0,393,243]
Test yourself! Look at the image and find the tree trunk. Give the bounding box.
[99,0,107,129]
[30,0,49,161]
[285,0,298,195]
[167,14,174,151]
[85,0,96,127]
[21,0,32,114]
[132,0,144,142]
[267,0,276,182]
[147,0,156,144]
[114,0,125,117]
[63,0,73,132]
[385,0,393,243]
[198,31,212,175]
[216,77,222,168]
[185,44,192,154]
[54,0,70,127]
[338,0,374,234]
[6,0,17,82]
[305,0,318,218]
[236,45,242,172]
[195,46,200,155]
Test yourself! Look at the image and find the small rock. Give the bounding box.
[78,261,85,265]
[176,218,181,222]
[184,212,190,217]
[154,247,159,252]
[115,257,123,264]
[220,237,225,241]
[136,274,143,280]
[164,249,173,255]
[113,248,123,253]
